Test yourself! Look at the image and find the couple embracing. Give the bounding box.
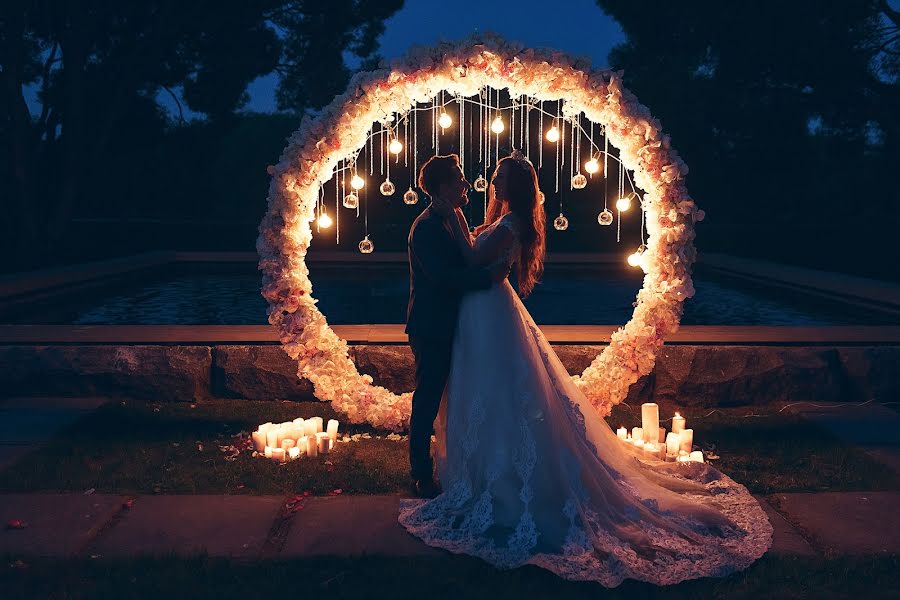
[399,151,772,587]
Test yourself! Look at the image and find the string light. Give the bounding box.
[389,138,403,154]
[572,173,587,189]
[553,213,569,230]
[616,193,634,212]
[597,209,613,226]
[350,174,365,190]
[627,244,646,267]
[379,180,395,196]
[358,234,374,254]
[546,125,559,142]
[439,112,452,129]
[403,187,419,204]
[343,192,359,209]
[585,157,600,174]
[317,211,333,228]
[473,174,488,192]
[490,115,505,134]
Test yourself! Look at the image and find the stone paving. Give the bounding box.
[0,397,897,561]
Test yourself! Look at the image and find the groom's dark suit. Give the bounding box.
[406,205,493,482]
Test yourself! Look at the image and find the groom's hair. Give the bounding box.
[418,154,460,199]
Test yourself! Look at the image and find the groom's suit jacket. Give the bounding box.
[406,205,493,341]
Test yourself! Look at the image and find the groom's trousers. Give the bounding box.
[408,334,453,481]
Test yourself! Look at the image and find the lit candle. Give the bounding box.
[306,435,318,457]
[641,403,660,443]
[281,439,295,450]
[310,417,324,434]
[689,451,704,463]
[634,439,645,450]
[665,432,681,455]
[303,419,317,437]
[665,452,677,462]
[632,427,644,443]
[288,446,301,460]
[679,429,694,453]
[264,446,273,458]
[297,436,308,456]
[271,448,286,463]
[616,426,628,440]
[326,419,339,442]
[643,442,659,458]
[658,427,666,444]
[266,431,278,448]
[316,432,330,455]
[672,412,685,434]
[293,418,305,431]
[676,454,691,463]
[259,422,274,434]
[251,431,266,453]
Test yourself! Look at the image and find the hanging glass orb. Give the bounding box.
[538,191,545,205]
[403,188,419,205]
[389,138,403,154]
[379,180,396,196]
[342,192,359,209]
[490,115,505,134]
[616,195,632,212]
[350,175,365,190]
[358,235,374,254]
[546,126,560,143]
[572,173,588,189]
[627,244,648,268]
[473,175,488,192]
[317,212,333,228]
[584,157,600,174]
[597,209,614,226]
[438,112,452,129]
[553,214,569,231]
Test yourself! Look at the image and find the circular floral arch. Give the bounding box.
[258,35,704,432]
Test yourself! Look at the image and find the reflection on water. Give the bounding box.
[33,262,889,326]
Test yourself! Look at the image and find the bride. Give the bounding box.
[397,150,773,587]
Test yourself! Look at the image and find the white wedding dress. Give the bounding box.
[398,212,772,587]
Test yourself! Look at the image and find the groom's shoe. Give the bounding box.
[413,477,442,499]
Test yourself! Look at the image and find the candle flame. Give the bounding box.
[675,412,681,418]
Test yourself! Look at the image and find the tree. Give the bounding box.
[0,0,403,271]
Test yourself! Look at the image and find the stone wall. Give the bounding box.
[1,344,897,407]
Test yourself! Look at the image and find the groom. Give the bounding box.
[406,154,509,498]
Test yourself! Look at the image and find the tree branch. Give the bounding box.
[161,85,186,124]
[36,41,59,132]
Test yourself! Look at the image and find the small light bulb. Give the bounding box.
[350,175,365,190]
[438,112,452,129]
[317,213,333,228]
[546,126,560,142]
[627,252,641,267]
[490,115,504,134]
[616,195,632,212]
[389,139,403,154]
[584,158,600,174]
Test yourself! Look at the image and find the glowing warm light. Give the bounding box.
[585,157,600,174]
[490,115,505,134]
[616,195,632,212]
[350,175,365,190]
[438,112,452,129]
[317,213,333,228]
[546,126,560,142]
[572,173,587,189]
[389,139,403,154]
[627,252,642,267]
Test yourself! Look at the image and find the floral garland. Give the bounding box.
[258,34,704,431]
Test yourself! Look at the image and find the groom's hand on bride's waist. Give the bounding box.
[488,261,511,282]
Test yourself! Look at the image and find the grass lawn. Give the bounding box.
[2,554,898,600]
[0,399,897,496]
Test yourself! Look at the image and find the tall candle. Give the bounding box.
[679,429,694,453]
[304,419,318,437]
[641,403,660,443]
[616,426,628,440]
[326,419,340,442]
[310,417,324,434]
[632,427,643,443]
[316,432,330,454]
[264,446,273,458]
[306,435,318,457]
[671,413,685,434]
[266,431,278,448]
[251,431,266,453]
[665,432,681,455]
[293,418,306,432]
[281,439,296,450]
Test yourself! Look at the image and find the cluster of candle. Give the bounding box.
[614,403,704,463]
[251,417,339,462]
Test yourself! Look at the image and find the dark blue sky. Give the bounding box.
[243,0,624,113]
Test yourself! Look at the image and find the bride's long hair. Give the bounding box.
[477,156,546,298]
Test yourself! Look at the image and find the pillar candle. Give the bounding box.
[632,427,643,443]
[304,419,318,437]
[293,418,306,432]
[288,446,301,460]
[689,451,705,463]
[326,419,340,442]
[672,413,685,434]
[297,436,308,456]
[676,454,691,463]
[679,429,694,453]
[658,427,666,444]
[271,448,286,463]
[665,452,677,462]
[264,446,273,458]
[310,417,324,434]
[643,442,659,458]
[251,431,266,453]
[306,435,318,457]
[281,439,295,450]
[634,439,645,450]
[316,432,330,454]
[665,432,681,455]
[616,426,628,440]
[641,403,660,443]
[266,431,278,448]
[258,422,273,434]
